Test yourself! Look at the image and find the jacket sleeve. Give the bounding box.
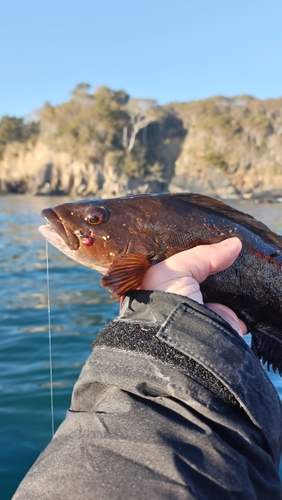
[12,291,282,500]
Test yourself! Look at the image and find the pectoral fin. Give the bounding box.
[101,253,151,298]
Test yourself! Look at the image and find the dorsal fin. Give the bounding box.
[171,193,282,247]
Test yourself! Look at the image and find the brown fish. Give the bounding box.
[39,193,282,374]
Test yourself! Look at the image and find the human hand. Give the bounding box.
[141,237,247,337]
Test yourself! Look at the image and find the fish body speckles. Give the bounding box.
[39,192,282,374]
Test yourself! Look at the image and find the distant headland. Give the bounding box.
[1,84,282,200]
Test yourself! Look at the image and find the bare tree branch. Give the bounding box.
[124,99,157,151]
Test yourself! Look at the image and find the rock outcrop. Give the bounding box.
[1,93,282,199]
[0,141,167,197]
[168,95,282,198]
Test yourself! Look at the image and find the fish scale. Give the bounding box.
[39,192,282,375]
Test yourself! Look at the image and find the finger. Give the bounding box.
[153,238,242,283]
[143,237,242,288]
[206,303,248,337]
[206,238,243,275]
[177,237,242,284]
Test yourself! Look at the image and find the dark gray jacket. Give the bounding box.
[13,291,282,499]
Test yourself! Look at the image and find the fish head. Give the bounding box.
[38,196,157,278]
[39,198,131,272]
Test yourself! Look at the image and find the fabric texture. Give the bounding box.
[13,291,282,500]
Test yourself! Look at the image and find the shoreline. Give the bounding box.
[2,189,282,204]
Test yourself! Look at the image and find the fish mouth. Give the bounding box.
[40,208,80,250]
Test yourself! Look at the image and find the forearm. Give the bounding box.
[13,291,282,500]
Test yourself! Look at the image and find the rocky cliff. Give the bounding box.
[1,89,282,199]
[0,141,167,197]
[169,95,282,199]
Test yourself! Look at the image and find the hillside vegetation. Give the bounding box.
[1,85,282,198]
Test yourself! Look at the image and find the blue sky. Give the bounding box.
[1,0,282,118]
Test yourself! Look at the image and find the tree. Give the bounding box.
[0,115,23,157]
[71,83,93,105]
[72,82,91,97]
[0,115,39,158]
[0,115,23,142]
[123,99,157,151]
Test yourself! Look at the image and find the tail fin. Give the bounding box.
[251,330,282,376]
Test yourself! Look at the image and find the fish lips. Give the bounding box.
[41,208,80,250]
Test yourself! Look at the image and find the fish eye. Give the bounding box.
[85,207,108,225]
[88,215,100,224]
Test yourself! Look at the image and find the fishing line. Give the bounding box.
[46,240,55,437]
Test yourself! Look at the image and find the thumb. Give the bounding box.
[163,237,242,284]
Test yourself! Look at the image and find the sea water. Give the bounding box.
[1,194,282,499]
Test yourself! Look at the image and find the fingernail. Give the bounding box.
[219,237,240,247]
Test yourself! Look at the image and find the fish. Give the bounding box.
[38,193,282,374]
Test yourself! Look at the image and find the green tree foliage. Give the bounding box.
[0,84,186,180]
[0,116,23,157]
[40,86,131,160]
[72,82,91,97]
[122,146,147,178]
[38,85,187,179]
[6,85,282,184]
[0,115,39,158]
[168,95,282,174]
